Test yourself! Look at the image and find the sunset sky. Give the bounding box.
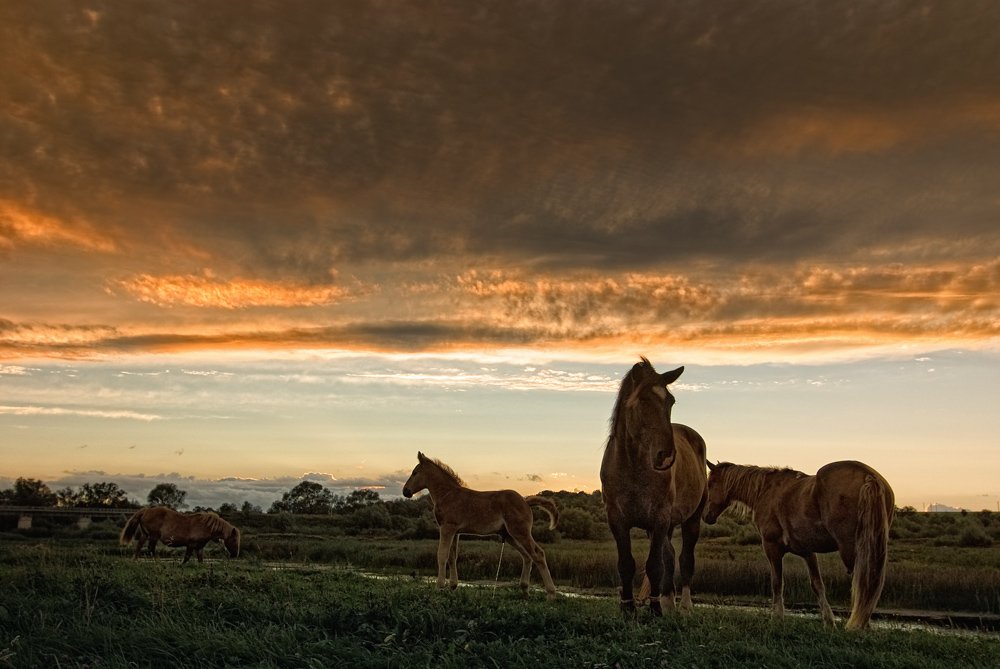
[2,1,998,511]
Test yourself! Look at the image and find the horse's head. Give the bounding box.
[402,451,430,498]
[621,358,684,471]
[223,525,241,558]
[702,460,731,524]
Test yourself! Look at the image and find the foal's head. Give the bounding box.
[402,452,431,498]
[703,461,734,524]
[403,452,465,498]
[618,357,685,471]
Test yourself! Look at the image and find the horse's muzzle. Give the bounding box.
[402,487,413,499]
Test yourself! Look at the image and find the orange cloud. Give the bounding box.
[114,274,350,309]
[724,97,1000,157]
[0,200,117,252]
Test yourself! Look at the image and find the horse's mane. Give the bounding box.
[716,463,806,506]
[428,457,466,487]
[606,357,652,451]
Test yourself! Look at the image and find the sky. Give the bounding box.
[1,1,998,512]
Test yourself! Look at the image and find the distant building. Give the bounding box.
[924,502,964,512]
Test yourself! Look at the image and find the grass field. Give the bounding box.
[2,539,999,669]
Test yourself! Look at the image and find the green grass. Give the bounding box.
[1,543,999,669]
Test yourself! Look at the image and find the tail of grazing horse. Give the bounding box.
[526,496,559,529]
[120,508,145,545]
[846,475,892,630]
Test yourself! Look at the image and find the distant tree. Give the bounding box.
[269,481,334,514]
[339,489,381,512]
[80,482,137,508]
[218,502,239,514]
[147,483,188,509]
[3,478,57,506]
[55,486,81,507]
[240,500,262,515]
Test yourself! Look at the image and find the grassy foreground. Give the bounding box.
[2,543,999,669]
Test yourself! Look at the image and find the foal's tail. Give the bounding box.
[846,475,892,630]
[119,508,145,545]
[526,496,559,529]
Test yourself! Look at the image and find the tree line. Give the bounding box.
[0,477,614,540]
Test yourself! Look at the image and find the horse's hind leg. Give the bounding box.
[678,511,703,613]
[803,553,835,627]
[508,529,556,600]
[447,535,459,589]
[133,536,146,559]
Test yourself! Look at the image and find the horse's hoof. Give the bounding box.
[649,600,663,617]
[620,601,637,618]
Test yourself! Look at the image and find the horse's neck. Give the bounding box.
[424,469,462,501]
[726,468,769,508]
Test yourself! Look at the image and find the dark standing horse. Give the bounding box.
[601,357,708,615]
[703,460,894,629]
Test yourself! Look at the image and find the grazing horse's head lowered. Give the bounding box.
[618,357,685,471]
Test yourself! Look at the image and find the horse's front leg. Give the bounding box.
[803,553,835,627]
[436,526,458,589]
[763,541,786,620]
[645,525,672,616]
[182,546,194,564]
[678,508,703,613]
[609,523,637,615]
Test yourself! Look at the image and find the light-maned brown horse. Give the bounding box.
[402,451,559,599]
[600,357,708,615]
[703,460,894,630]
[120,506,241,563]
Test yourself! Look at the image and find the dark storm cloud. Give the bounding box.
[3,0,999,278]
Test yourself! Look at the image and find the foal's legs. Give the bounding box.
[506,540,534,595]
[436,526,458,589]
[447,535,459,589]
[803,553,835,626]
[763,541,786,619]
[507,525,556,600]
[609,522,637,614]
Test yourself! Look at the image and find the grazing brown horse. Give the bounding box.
[703,460,894,630]
[600,357,708,615]
[120,506,241,563]
[402,451,559,599]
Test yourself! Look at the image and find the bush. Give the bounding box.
[958,526,993,548]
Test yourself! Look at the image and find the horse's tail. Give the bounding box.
[120,508,145,545]
[846,475,892,630]
[526,496,559,529]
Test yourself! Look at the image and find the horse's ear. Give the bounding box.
[417,451,427,462]
[706,459,717,472]
[660,366,684,385]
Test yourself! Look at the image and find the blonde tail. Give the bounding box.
[119,509,144,545]
[525,496,559,529]
[846,476,891,630]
